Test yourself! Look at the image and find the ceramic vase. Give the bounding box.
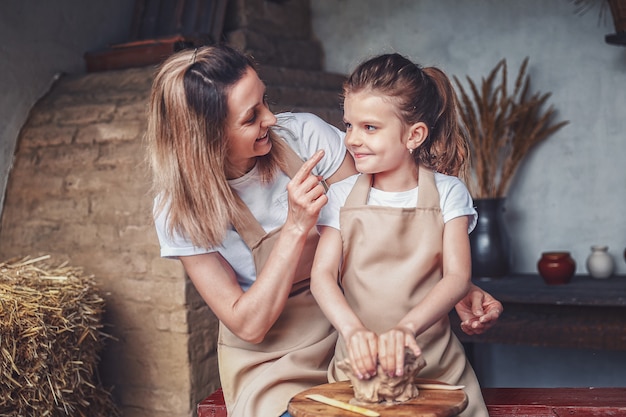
[586,245,614,279]
[537,252,576,285]
[469,198,510,279]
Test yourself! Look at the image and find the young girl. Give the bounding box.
[310,53,488,416]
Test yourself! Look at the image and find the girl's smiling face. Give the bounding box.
[224,67,277,178]
[343,90,420,191]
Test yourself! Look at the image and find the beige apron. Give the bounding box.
[329,167,488,417]
[218,145,337,417]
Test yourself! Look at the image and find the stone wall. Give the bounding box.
[225,0,323,70]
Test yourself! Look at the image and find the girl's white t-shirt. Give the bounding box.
[317,173,478,233]
[154,112,347,290]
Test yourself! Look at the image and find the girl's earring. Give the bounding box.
[409,148,414,154]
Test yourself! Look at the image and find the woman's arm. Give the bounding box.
[181,213,311,343]
[182,150,329,344]
[378,215,473,377]
[311,226,379,380]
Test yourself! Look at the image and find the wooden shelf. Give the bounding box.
[470,274,626,307]
[83,0,228,72]
[606,32,626,46]
[450,274,626,351]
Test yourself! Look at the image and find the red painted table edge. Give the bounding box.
[198,387,626,417]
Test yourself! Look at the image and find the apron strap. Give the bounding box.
[231,196,267,248]
[345,174,372,207]
[230,142,305,248]
[416,165,440,209]
[281,141,307,179]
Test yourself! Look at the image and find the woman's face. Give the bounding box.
[224,67,277,178]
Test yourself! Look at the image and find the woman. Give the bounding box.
[146,44,501,417]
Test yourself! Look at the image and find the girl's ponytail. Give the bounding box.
[421,67,469,179]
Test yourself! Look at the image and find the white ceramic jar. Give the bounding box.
[586,245,615,279]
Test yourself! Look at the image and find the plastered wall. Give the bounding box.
[312,0,626,276]
[311,0,626,388]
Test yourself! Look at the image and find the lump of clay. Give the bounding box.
[337,350,426,405]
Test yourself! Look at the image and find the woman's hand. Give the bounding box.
[285,150,328,234]
[345,328,379,380]
[455,284,503,335]
[377,326,421,378]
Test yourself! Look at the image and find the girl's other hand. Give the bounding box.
[345,328,379,380]
[377,326,421,378]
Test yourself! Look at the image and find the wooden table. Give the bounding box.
[198,386,626,417]
[450,274,626,350]
[288,380,467,417]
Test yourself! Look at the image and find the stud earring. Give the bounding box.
[409,148,414,154]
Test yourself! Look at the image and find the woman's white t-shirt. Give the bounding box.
[317,173,478,233]
[154,112,347,291]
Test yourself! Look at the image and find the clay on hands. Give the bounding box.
[337,350,427,405]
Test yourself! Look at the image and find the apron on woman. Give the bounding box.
[218,145,337,417]
[329,166,488,417]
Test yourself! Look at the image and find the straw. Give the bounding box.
[0,255,119,417]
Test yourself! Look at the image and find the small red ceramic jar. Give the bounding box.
[537,252,576,285]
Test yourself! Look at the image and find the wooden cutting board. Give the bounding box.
[288,379,467,417]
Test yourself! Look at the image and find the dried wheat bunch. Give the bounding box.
[454,58,569,198]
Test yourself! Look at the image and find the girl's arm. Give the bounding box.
[181,151,328,344]
[378,215,473,377]
[311,226,379,380]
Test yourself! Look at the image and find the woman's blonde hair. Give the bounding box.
[147,45,287,248]
[344,53,469,179]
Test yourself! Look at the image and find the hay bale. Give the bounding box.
[0,255,120,417]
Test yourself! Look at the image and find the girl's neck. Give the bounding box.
[371,164,419,192]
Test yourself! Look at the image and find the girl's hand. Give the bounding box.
[377,326,421,378]
[285,150,328,234]
[345,328,379,380]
